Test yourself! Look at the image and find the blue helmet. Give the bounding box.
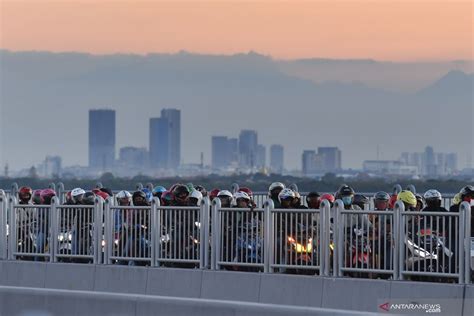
[142,188,153,202]
[152,186,166,198]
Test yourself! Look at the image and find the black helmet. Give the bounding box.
[83,192,96,205]
[132,190,148,206]
[374,191,390,201]
[353,194,369,209]
[306,191,320,202]
[194,185,207,197]
[338,185,355,197]
[460,185,474,199]
[100,187,113,197]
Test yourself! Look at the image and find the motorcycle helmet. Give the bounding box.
[306,192,321,208]
[452,193,462,205]
[320,193,335,207]
[374,191,390,210]
[338,185,355,206]
[278,188,296,204]
[19,186,33,202]
[353,194,369,209]
[141,188,153,202]
[172,184,190,204]
[217,190,233,207]
[41,188,56,205]
[194,185,207,197]
[82,192,96,205]
[424,189,442,208]
[100,187,113,197]
[32,189,43,205]
[116,190,132,205]
[209,188,220,201]
[71,188,86,204]
[161,190,174,206]
[397,190,417,209]
[132,190,148,206]
[238,187,253,199]
[268,182,285,198]
[92,189,109,201]
[188,189,203,206]
[460,185,474,202]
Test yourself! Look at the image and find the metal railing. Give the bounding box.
[0,194,472,284]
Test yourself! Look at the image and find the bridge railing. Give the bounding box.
[0,194,472,284]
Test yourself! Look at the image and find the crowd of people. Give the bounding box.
[0,183,473,276]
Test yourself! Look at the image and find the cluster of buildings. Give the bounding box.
[363,146,458,178]
[301,147,342,177]
[211,131,284,174]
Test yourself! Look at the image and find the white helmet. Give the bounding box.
[278,188,296,203]
[189,190,203,205]
[423,189,442,201]
[71,188,86,197]
[234,191,250,201]
[116,190,132,199]
[217,190,233,198]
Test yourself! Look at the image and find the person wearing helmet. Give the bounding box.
[338,186,372,233]
[32,189,43,205]
[34,189,56,261]
[269,182,285,208]
[217,190,233,208]
[353,194,369,210]
[160,190,174,206]
[152,186,167,199]
[71,191,96,263]
[209,188,220,202]
[415,194,425,211]
[291,191,307,209]
[141,188,153,204]
[338,185,356,209]
[188,190,203,206]
[306,192,321,209]
[172,184,190,207]
[71,188,86,205]
[421,189,448,231]
[114,190,132,260]
[18,186,32,204]
[116,190,132,206]
[373,191,390,211]
[397,190,417,211]
[372,191,391,273]
[234,191,251,208]
[278,188,295,209]
[194,185,207,198]
[132,190,149,206]
[238,187,256,208]
[16,187,34,260]
[92,189,109,201]
[320,193,335,208]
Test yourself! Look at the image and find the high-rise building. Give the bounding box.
[238,130,258,168]
[149,117,170,169]
[270,144,284,174]
[228,138,239,165]
[119,147,148,169]
[38,156,62,178]
[161,109,181,169]
[256,144,266,169]
[212,136,230,169]
[424,146,436,176]
[302,150,316,175]
[317,147,342,171]
[89,109,116,170]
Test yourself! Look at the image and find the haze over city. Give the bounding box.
[0,0,472,174]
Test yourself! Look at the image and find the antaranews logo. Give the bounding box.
[379,302,390,312]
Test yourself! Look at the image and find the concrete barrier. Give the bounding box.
[0,261,472,315]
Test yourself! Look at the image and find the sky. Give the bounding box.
[1,0,472,61]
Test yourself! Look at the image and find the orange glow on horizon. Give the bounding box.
[0,0,472,61]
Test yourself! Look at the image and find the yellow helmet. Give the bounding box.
[397,190,417,207]
[452,193,462,205]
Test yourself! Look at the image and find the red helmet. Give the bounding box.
[92,189,109,201]
[32,189,43,204]
[320,193,335,204]
[19,186,33,200]
[238,187,253,198]
[209,188,220,200]
[388,194,398,209]
[40,189,56,205]
[161,191,174,206]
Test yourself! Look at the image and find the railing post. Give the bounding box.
[51,196,59,263]
[154,197,161,267]
[335,200,344,277]
[393,201,400,280]
[57,182,65,204]
[151,197,159,267]
[461,202,471,284]
[458,202,465,284]
[201,197,210,269]
[264,199,273,273]
[104,198,111,264]
[11,183,18,199]
[0,194,6,260]
[395,201,405,280]
[8,196,17,260]
[321,200,331,277]
[211,198,221,270]
[93,197,104,264]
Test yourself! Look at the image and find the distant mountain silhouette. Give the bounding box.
[0,50,472,170]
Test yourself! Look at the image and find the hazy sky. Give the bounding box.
[1,0,472,61]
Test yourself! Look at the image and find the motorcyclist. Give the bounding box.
[172,184,190,207]
[415,194,425,211]
[217,190,233,208]
[194,185,207,198]
[291,191,308,209]
[420,189,449,234]
[152,186,167,200]
[35,189,56,261]
[188,190,203,206]
[141,188,153,204]
[397,190,417,211]
[353,194,369,210]
[338,185,372,232]
[16,187,33,259]
[71,188,86,205]
[209,189,220,202]
[306,192,321,209]
[373,191,391,272]
[234,191,252,208]
[160,191,173,206]
[268,182,285,208]
[238,187,257,208]
[18,186,32,204]
[320,193,335,208]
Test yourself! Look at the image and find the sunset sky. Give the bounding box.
[1,0,472,61]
